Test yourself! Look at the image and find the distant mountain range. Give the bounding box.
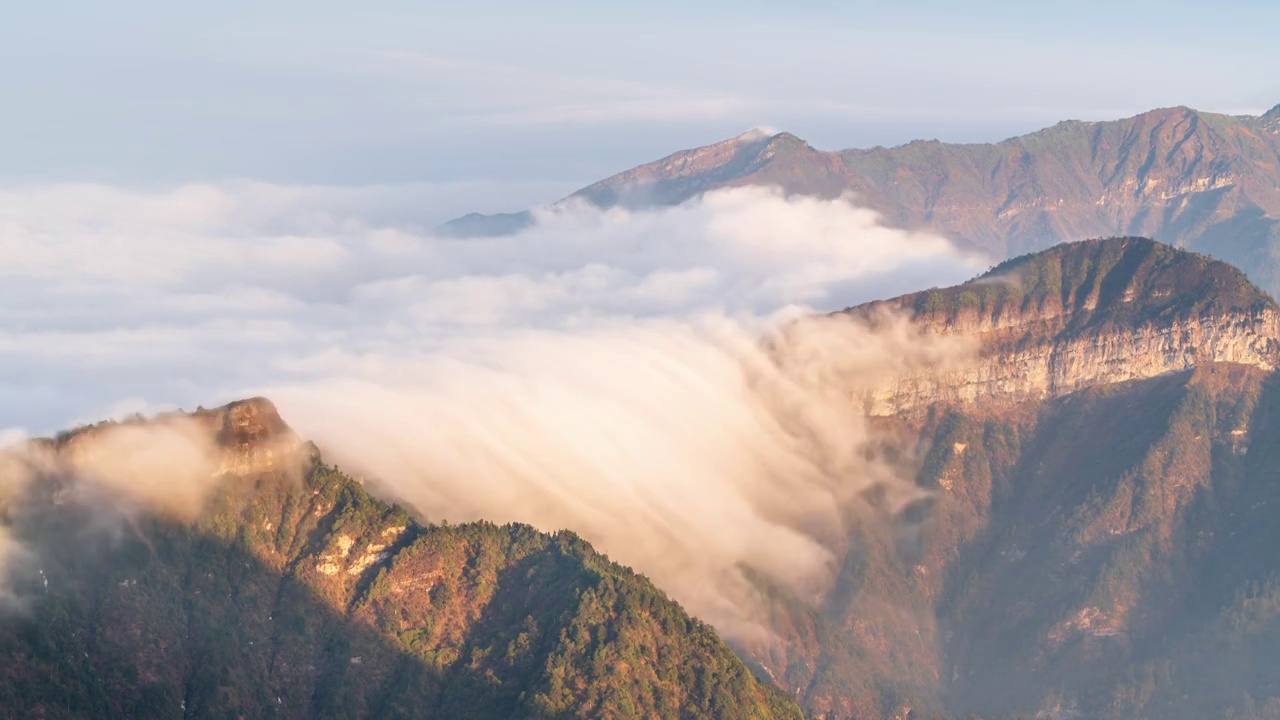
[439,104,1280,297]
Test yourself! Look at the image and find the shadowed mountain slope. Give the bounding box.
[733,239,1280,719]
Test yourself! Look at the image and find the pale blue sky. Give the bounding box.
[3,1,1278,198]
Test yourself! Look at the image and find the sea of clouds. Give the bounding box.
[0,182,979,432]
[0,181,984,640]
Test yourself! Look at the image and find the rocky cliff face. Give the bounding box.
[749,238,1280,720]
[869,306,1280,414]
[911,362,1280,720]
[850,237,1280,414]
[47,396,302,476]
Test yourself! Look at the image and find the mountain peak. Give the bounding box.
[970,236,1275,322]
[852,238,1280,413]
[431,209,534,238]
[763,130,809,148]
[7,408,805,719]
[731,127,779,143]
[1264,103,1280,132]
[569,128,813,208]
[867,237,1275,328]
[1132,104,1199,121]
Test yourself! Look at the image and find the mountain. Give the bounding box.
[13,238,1280,719]
[433,211,536,239]
[439,106,1280,297]
[858,236,1280,413]
[432,128,837,239]
[0,400,802,719]
[737,238,1280,719]
[1264,104,1280,134]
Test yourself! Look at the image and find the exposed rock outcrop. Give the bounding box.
[849,237,1280,414]
[45,396,304,480]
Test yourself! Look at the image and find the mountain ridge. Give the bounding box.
[438,104,1280,297]
[848,237,1280,414]
[0,399,804,719]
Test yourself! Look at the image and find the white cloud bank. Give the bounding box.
[0,182,982,432]
[271,311,973,644]
[0,180,984,640]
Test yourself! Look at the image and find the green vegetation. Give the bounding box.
[0,451,801,719]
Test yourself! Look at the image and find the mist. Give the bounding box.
[0,180,983,638]
[267,310,973,644]
[0,412,240,611]
[0,182,984,434]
